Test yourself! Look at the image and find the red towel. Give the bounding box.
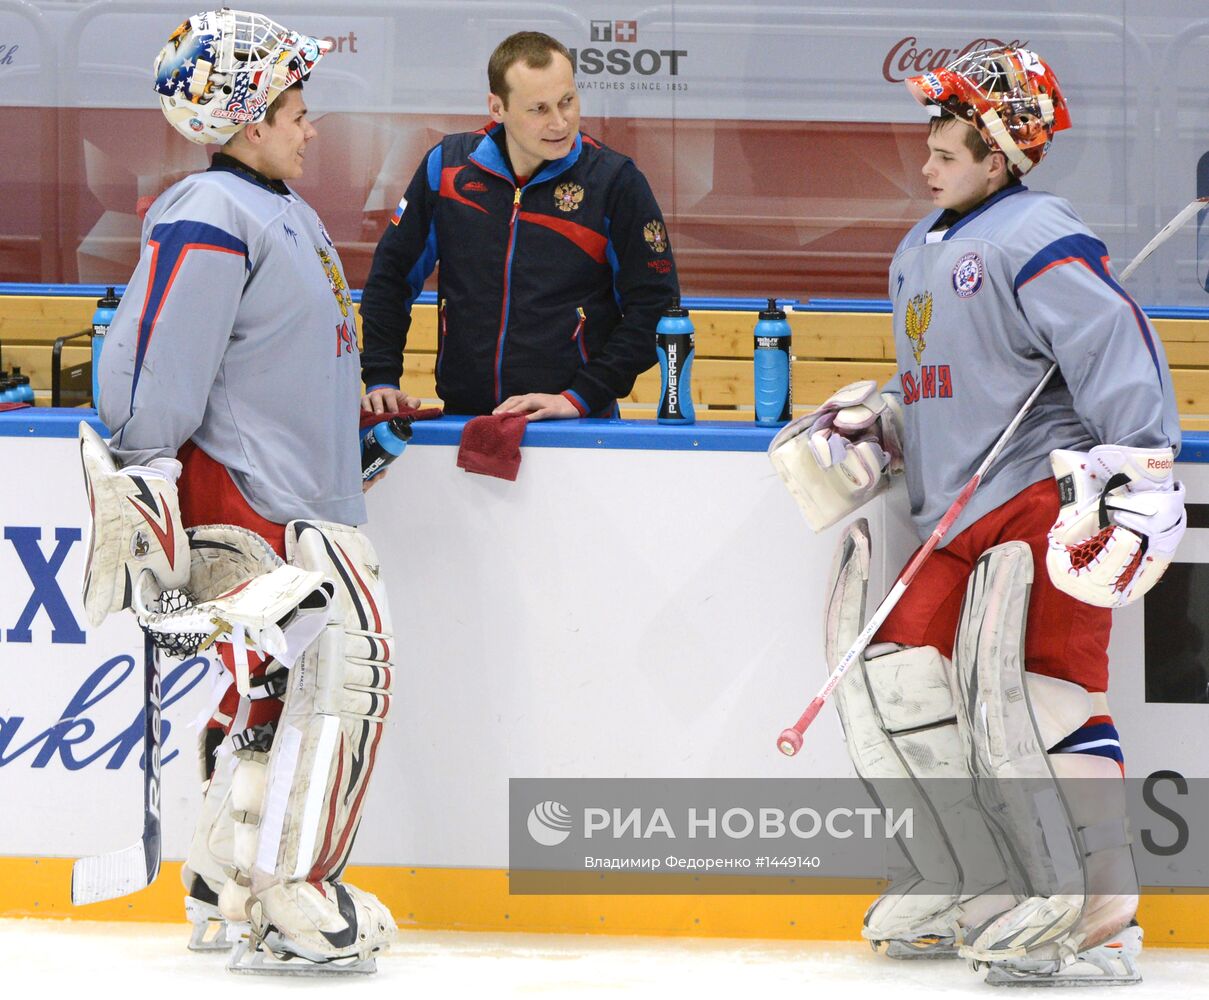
[359,404,443,430]
[0,402,31,413]
[457,413,528,481]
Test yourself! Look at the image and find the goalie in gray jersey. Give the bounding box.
[82,8,397,973]
[772,47,1184,986]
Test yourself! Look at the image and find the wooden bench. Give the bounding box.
[3,295,1207,428]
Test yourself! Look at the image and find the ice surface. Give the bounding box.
[2,919,1207,997]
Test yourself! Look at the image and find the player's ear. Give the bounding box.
[488,93,506,123]
[988,149,1009,182]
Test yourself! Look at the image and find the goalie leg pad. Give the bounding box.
[242,521,395,963]
[951,541,1098,961]
[79,421,189,626]
[825,521,1007,949]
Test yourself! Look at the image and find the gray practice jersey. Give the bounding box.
[99,166,366,526]
[888,184,1180,542]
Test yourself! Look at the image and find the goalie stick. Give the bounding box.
[71,629,162,904]
[1118,197,1209,281]
[777,363,1057,757]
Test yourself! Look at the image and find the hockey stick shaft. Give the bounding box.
[777,362,1058,756]
[71,629,162,904]
[1118,197,1209,281]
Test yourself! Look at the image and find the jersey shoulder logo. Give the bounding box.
[644,220,668,253]
[905,291,932,365]
[554,182,585,213]
[952,252,984,298]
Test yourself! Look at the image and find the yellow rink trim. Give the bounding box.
[3,858,1208,947]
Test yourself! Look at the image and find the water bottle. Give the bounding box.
[11,366,34,404]
[91,287,120,407]
[360,416,413,483]
[656,297,695,424]
[754,297,792,424]
[0,374,14,403]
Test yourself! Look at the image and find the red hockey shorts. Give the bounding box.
[178,441,289,734]
[873,477,1113,692]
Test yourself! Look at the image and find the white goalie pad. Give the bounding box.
[824,521,1006,950]
[136,525,328,694]
[240,520,396,964]
[1047,445,1186,608]
[769,381,903,532]
[79,421,189,627]
[951,541,1093,960]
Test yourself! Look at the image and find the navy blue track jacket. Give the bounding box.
[359,123,680,415]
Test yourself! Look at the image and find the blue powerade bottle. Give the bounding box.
[11,366,34,404]
[656,297,695,424]
[361,416,413,483]
[91,286,120,407]
[754,297,792,424]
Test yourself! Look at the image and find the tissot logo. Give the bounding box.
[882,36,1027,83]
[590,20,637,44]
[571,18,687,82]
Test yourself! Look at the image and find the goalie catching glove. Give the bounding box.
[1047,444,1185,608]
[769,380,903,531]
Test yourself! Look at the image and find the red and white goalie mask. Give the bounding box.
[905,46,1071,176]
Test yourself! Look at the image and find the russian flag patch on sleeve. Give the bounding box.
[390,195,407,226]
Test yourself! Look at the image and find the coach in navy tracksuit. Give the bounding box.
[360,31,680,420]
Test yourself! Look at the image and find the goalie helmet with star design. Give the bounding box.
[153,7,331,145]
[905,46,1071,176]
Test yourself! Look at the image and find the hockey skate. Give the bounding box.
[226,884,391,976]
[975,923,1142,987]
[184,873,231,952]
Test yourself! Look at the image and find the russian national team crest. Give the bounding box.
[554,183,584,213]
[905,291,932,364]
[643,220,668,253]
[952,252,984,298]
[316,246,352,317]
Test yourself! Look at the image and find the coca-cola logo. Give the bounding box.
[882,36,1027,83]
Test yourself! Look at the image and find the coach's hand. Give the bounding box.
[494,393,580,421]
[362,387,421,414]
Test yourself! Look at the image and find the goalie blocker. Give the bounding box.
[769,381,903,532]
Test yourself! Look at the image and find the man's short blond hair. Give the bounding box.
[488,31,573,107]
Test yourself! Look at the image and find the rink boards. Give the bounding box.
[2,412,1209,942]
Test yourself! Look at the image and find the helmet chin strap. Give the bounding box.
[979,108,1033,175]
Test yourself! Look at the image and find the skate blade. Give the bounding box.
[184,898,232,952]
[983,967,1141,988]
[876,935,959,960]
[227,939,378,976]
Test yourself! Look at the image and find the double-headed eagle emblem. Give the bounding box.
[905,291,932,365]
[554,183,584,213]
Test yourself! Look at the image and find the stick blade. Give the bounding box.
[71,841,157,905]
